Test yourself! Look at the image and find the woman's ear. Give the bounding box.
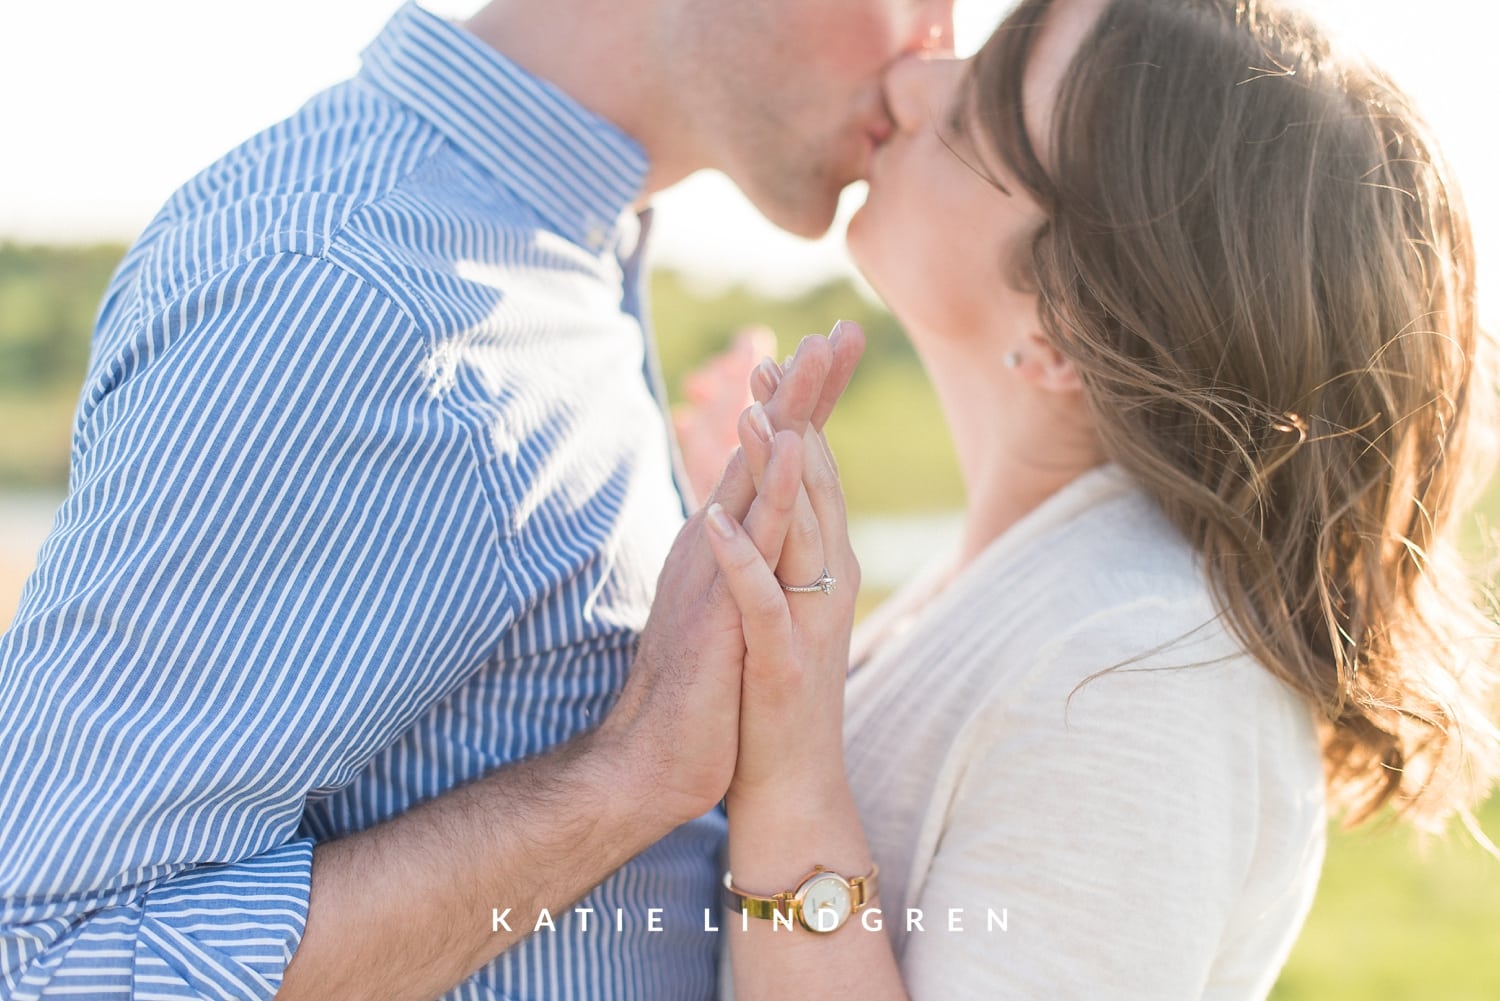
[1025,331,1084,393]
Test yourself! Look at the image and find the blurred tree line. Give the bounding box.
[0,242,962,511]
[0,244,127,489]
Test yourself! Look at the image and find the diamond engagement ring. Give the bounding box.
[778,567,837,596]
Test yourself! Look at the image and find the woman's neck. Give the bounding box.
[919,336,1106,569]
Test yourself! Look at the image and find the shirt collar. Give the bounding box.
[358,3,650,252]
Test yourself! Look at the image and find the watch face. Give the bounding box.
[797,872,853,933]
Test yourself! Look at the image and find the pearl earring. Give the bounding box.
[1003,351,1023,369]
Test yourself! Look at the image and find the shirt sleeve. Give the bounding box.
[896,601,1288,1000]
[0,253,514,999]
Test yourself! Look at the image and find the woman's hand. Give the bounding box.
[705,325,900,1001]
[705,322,864,809]
[673,326,777,508]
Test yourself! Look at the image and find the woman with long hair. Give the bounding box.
[674,0,1500,995]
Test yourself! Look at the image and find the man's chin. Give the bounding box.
[766,205,839,241]
[740,182,843,240]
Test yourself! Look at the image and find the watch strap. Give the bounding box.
[721,864,880,922]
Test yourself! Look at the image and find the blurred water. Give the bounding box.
[0,492,960,625]
[0,493,63,630]
[847,510,963,590]
[0,493,60,565]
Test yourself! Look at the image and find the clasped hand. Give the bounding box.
[598,323,864,826]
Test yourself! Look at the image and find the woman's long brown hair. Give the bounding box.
[970,0,1500,831]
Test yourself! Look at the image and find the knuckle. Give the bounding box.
[727,547,763,576]
[809,463,839,499]
[845,556,862,594]
[791,515,822,551]
[766,485,798,517]
[749,592,785,625]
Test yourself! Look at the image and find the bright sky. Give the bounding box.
[1,1,1494,313]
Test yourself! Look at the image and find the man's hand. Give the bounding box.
[279,324,863,1001]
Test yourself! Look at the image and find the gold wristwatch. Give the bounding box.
[722,864,879,934]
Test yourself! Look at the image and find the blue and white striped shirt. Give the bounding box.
[0,5,722,998]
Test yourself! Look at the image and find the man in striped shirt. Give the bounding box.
[0,1,954,999]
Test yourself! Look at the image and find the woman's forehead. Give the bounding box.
[1018,0,1113,164]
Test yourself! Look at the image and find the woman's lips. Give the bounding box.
[864,134,891,184]
[862,116,894,181]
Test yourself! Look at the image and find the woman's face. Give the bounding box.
[847,0,1108,348]
[846,55,1044,346]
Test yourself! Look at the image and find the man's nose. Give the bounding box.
[883,53,950,133]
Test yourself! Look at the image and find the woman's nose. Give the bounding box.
[883,54,962,133]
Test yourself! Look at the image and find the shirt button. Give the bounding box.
[585,225,608,251]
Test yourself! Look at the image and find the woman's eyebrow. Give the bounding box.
[944,66,976,137]
[944,93,968,136]
[941,121,1014,197]
[935,65,1017,196]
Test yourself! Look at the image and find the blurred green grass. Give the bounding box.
[0,385,77,489]
[1271,793,1500,1000]
[1281,471,1500,993]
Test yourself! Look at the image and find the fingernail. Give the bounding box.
[748,402,775,444]
[786,336,815,375]
[829,319,847,342]
[755,357,781,393]
[706,503,736,540]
